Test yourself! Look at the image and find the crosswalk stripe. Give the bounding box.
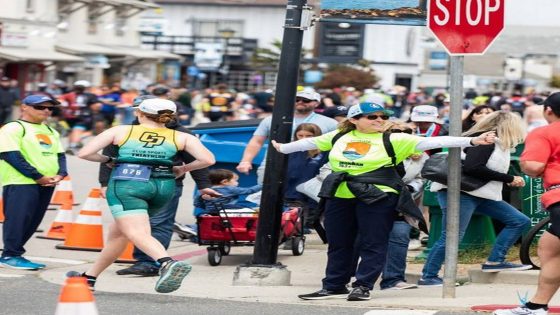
[0,274,25,278]
[25,256,86,265]
[364,311,437,315]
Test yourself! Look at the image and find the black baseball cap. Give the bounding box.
[542,92,560,110]
[152,86,170,96]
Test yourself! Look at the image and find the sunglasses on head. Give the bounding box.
[390,128,413,134]
[295,98,313,103]
[31,105,54,111]
[361,114,390,120]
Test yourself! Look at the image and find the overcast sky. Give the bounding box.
[506,0,560,26]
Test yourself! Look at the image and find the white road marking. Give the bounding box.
[25,256,87,265]
[364,311,437,315]
[0,274,25,278]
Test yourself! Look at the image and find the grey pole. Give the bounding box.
[443,55,464,298]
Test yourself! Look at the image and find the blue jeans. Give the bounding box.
[380,221,411,289]
[421,191,530,279]
[133,185,184,263]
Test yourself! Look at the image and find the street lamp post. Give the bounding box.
[218,28,236,85]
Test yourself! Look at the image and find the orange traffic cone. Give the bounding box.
[115,242,137,264]
[56,189,104,252]
[0,197,4,223]
[37,202,73,240]
[51,176,79,206]
[55,276,98,315]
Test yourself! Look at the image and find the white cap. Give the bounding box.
[362,94,386,106]
[410,105,438,123]
[296,90,320,102]
[138,98,176,114]
[73,80,91,87]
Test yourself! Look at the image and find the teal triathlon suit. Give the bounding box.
[107,125,178,218]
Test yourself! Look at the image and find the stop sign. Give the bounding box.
[428,0,505,55]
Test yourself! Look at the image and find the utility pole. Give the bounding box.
[252,0,309,266]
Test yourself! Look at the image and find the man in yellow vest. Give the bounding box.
[0,95,67,270]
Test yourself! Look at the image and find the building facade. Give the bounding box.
[0,0,181,93]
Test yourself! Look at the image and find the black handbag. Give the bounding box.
[421,153,489,192]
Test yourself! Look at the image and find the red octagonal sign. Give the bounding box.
[428,0,505,55]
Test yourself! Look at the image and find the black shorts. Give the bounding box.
[547,202,560,237]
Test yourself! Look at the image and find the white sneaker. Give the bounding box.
[408,239,422,250]
[493,306,548,315]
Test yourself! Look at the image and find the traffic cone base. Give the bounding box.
[115,242,137,264]
[37,203,73,240]
[56,188,104,251]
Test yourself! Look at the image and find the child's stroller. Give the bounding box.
[196,202,305,266]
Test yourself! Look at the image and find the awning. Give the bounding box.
[55,43,124,56]
[56,43,182,60]
[106,45,183,60]
[104,0,160,9]
[0,47,85,62]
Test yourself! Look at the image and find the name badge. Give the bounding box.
[112,163,151,182]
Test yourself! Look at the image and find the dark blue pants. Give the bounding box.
[322,194,398,291]
[2,184,54,257]
[133,185,184,263]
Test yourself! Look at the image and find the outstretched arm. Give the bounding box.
[415,131,496,151]
[271,138,318,154]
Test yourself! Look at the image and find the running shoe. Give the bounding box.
[0,256,44,270]
[298,288,350,300]
[347,286,371,301]
[154,260,192,293]
[493,305,548,314]
[482,262,532,273]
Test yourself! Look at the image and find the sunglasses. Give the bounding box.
[390,128,413,134]
[361,114,390,121]
[31,105,55,111]
[295,98,313,103]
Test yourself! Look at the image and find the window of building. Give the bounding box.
[192,20,243,38]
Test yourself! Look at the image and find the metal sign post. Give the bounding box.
[443,56,464,298]
[427,0,505,298]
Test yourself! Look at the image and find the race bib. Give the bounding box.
[112,163,151,182]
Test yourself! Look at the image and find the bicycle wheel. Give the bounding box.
[520,217,551,270]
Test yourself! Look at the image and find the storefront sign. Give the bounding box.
[319,22,364,63]
[1,31,28,47]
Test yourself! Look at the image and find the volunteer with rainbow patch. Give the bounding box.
[0,95,67,270]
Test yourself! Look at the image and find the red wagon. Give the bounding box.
[197,204,305,266]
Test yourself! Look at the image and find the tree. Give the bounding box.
[550,75,560,88]
[251,40,310,71]
[251,40,282,71]
[314,65,378,90]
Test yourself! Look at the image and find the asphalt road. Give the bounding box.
[0,275,483,315]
